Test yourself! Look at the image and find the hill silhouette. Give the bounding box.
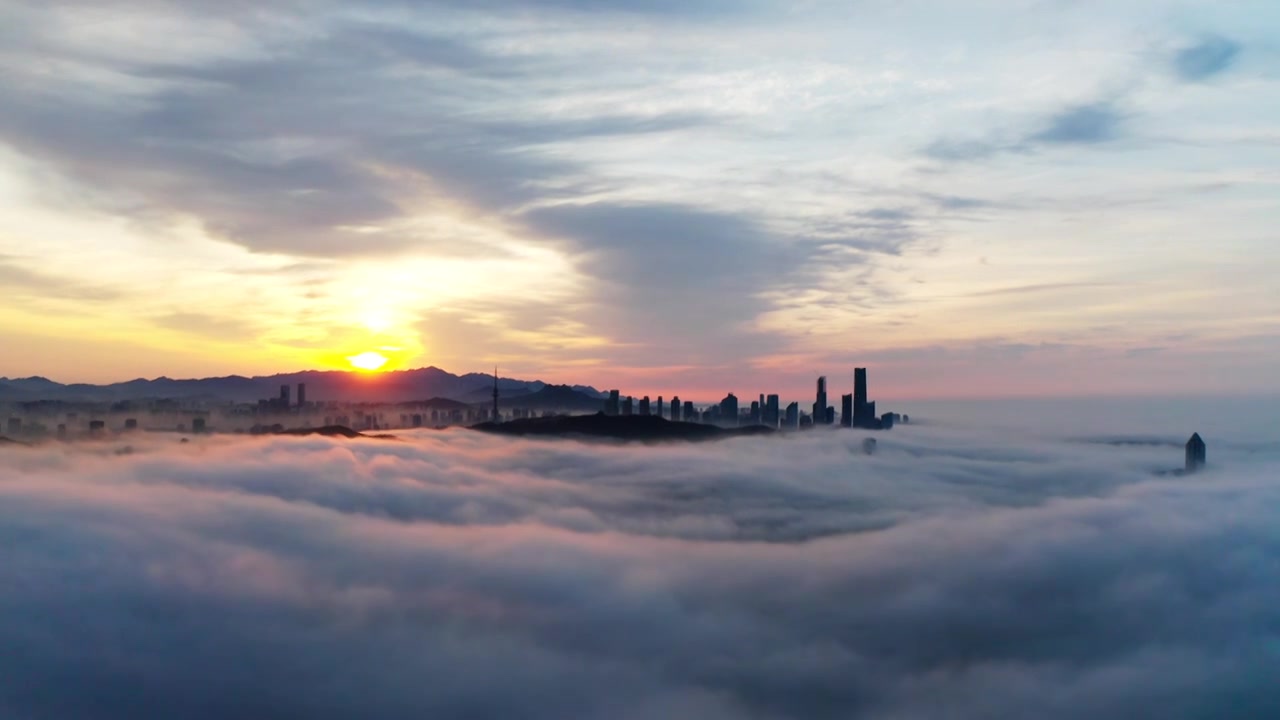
[0,367,605,404]
[473,413,774,442]
[495,384,603,411]
[271,425,397,440]
[396,397,472,411]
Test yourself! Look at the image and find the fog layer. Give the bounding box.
[1,424,1277,719]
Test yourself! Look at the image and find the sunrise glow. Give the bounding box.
[346,351,389,372]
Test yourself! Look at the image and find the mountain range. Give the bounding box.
[0,367,605,405]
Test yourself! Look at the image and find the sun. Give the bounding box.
[346,351,389,372]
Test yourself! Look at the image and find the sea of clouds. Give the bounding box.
[2,419,1278,719]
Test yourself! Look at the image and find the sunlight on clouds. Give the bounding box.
[0,1,1277,391]
[0,143,587,379]
[2,417,1279,717]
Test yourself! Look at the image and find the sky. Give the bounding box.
[0,0,1277,399]
[2,417,1279,718]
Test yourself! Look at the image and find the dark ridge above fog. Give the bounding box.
[272,425,397,440]
[473,413,776,442]
[0,368,605,404]
[245,425,398,440]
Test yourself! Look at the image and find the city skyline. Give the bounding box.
[2,357,1276,405]
[0,1,1276,397]
[2,4,1278,719]
[1,362,902,440]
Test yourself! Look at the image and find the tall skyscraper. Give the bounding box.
[683,400,695,423]
[841,394,853,428]
[849,366,870,422]
[656,396,664,420]
[639,396,651,416]
[784,402,799,430]
[622,396,634,416]
[719,393,739,427]
[492,368,500,423]
[606,390,620,416]
[297,382,307,408]
[279,384,290,408]
[671,396,681,421]
[813,376,828,425]
[1186,433,1206,473]
[749,400,761,425]
[765,394,780,428]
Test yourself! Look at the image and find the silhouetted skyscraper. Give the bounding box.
[814,376,829,425]
[606,390,620,416]
[657,396,664,419]
[1186,433,1206,473]
[749,400,760,425]
[854,368,868,425]
[622,396,633,416]
[765,394,780,428]
[297,383,307,408]
[280,384,290,408]
[683,401,695,423]
[719,393,739,427]
[671,396,681,421]
[639,396,651,416]
[492,368,500,423]
[784,402,799,430]
[841,394,853,428]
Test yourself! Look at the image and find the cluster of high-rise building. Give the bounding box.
[3,404,210,439]
[2,367,907,440]
[601,367,904,431]
[260,383,307,412]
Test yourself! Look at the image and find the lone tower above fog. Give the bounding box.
[1185,433,1206,473]
[492,367,500,423]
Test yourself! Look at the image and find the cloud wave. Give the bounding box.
[1,424,1278,719]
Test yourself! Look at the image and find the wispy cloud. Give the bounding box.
[0,257,119,302]
[966,282,1113,298]
[923,101,1126,163]
[1174,35,1242,81]
[1028,102,1125,145]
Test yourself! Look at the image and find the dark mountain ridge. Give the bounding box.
[0,367,605,404]
[473,413,775,442]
